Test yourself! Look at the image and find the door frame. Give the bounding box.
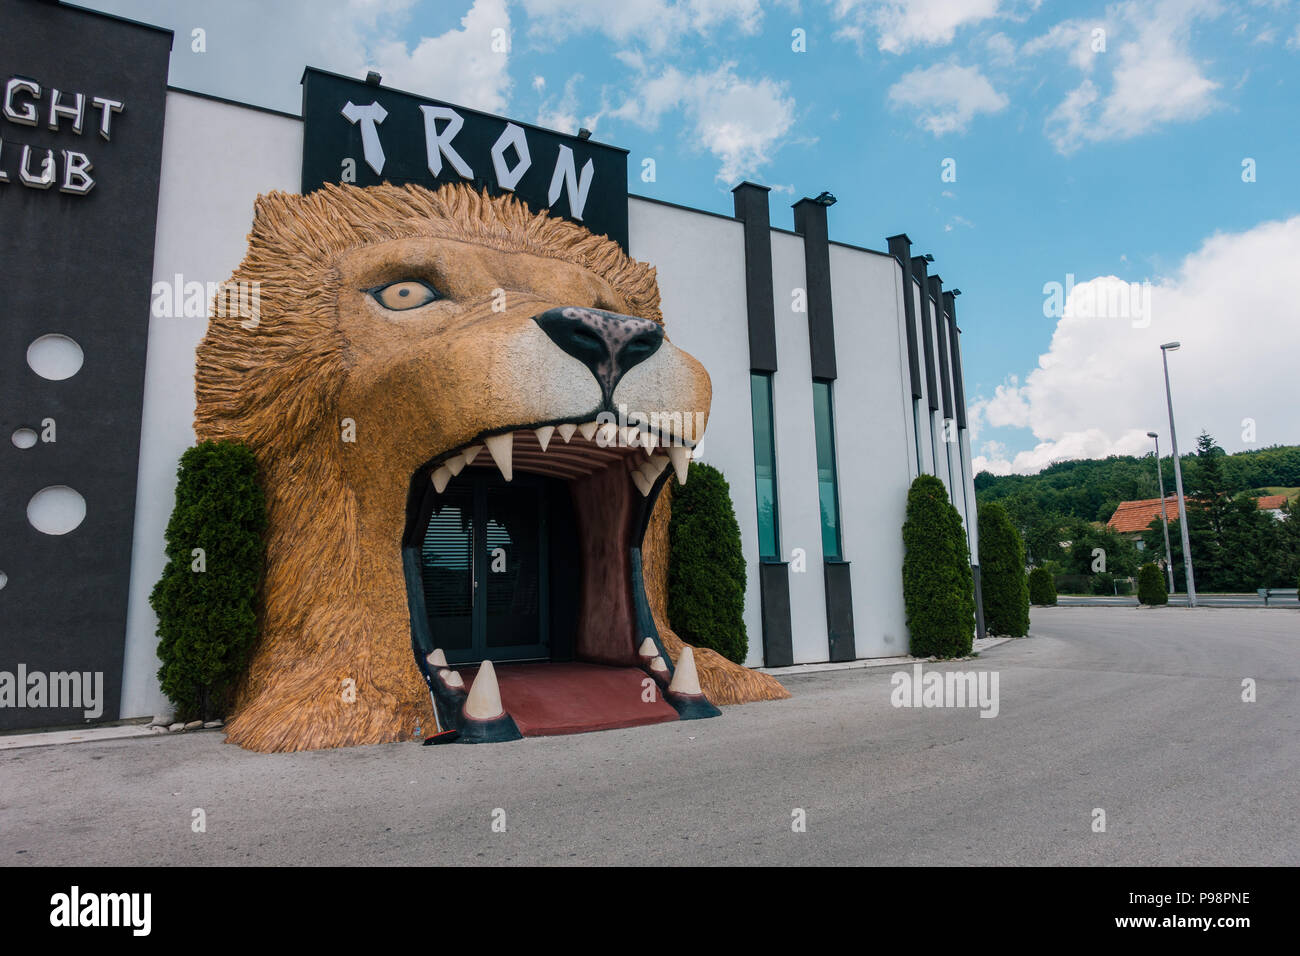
[404,470,550,667]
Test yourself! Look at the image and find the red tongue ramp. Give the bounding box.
[461,662,679,736]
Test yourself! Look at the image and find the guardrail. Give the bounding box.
[1257,588,1300,607]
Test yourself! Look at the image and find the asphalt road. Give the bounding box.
[2,607,1296,865]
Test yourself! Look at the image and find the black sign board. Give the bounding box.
[0,0,172,729]
[301,68,629,250]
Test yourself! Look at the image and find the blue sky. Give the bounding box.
[88,0,1300,472]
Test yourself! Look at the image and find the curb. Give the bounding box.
[757,636,1015,676]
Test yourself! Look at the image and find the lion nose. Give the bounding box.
[534,306,663,400]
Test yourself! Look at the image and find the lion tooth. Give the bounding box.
[637,637,658,657]
[650,655,668,673]
[432,466,452,493]
[557,423,577,443]
[622,426,640,447]
[667,445,690,485]
[464,660,505,720]
[578,421,599,442]
[668,646,702,696]
[535,425,555,452]
[597,422,618,447]
[427,648,448,668]
[485,433,513,481]
[631,470,651,496]
[645,455,670,477]
[462,445,482,464]
[446,454,466,477]
[440,668,464,689]
[641,430,658,453]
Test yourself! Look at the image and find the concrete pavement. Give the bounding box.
[1,606,1295,865]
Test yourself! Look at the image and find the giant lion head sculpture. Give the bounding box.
[195,181,786,752]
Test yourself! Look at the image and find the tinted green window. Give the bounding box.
[750,372,780,560]
[813,381,843,560]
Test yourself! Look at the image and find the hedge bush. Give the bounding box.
[667,461,748,664]
[150,441,266,721]
[977,502,1030,637]
[1137,562,1168,606]
[902,474,975,658]
[1029,567,1057,605]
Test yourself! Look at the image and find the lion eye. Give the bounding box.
[368,279,440,311]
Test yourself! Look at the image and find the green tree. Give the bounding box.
[667,462,748,664]
[1137,562,1168,605]
[1063,520,1140,578]
[902,475,975,658]
[151,441,266,721]
[1028,567,1057,605]
[977,502,1030,637]
[1274,497,1300,588]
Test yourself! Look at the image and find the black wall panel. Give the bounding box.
[0,0,172,728]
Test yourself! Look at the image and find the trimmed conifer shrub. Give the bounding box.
[902,474,975,658]
[668,461,748,664]
[978,502,1030,637]
[1137,562,1168,606]
[150,441,266,721]
[1028,567,1057,606]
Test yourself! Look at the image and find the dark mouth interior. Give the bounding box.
[401,419,686,696]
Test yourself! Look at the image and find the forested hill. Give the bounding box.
[974,443,1300,526]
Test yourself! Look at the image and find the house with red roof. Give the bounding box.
[1107,492,1295,549]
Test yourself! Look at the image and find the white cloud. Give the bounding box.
[971,216,1300,475]
[831,0,1003,54]
[610,63,797,181]
[985,31,1017,66]
[1287,24,1300,49]
[367,0,512,112]
[520,0,763,51]
[536,74,592,134]
[1021,17,1107,72]
[83,0,512,115]
[1035,0,1223,154]
[888,63,1008,135]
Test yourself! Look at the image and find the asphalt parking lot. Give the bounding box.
[2,606,1295,865]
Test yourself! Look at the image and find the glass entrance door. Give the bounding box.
[420,474,549,665]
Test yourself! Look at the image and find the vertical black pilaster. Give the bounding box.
[944,290,968,430]
[758,562,794,667]
[930,274,954,422]
[973,566,987,642]
[888,234,922,400]
[911,256,941,413]
[734,182,792,666]
[792,197,836,381]
[732,182,778,373]
[823,561,856,662]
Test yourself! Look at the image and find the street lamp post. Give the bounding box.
[1146,431,1176,594]
[1160,342,1197,606]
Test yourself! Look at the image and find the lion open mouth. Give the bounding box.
[401,417,717,743]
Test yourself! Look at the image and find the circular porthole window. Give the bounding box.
[0,571,7,591]
[11,428,38,449]
[26,334,84,381]
[27,485,86,535]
